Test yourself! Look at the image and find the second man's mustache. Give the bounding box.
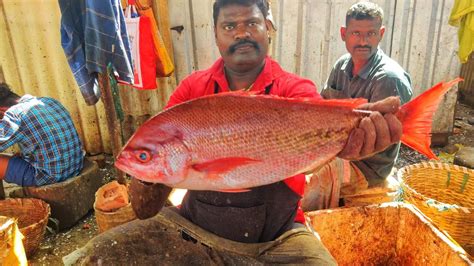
[228,39,260,54]
[354,45,372,50]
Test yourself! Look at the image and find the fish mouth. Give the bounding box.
[114,152,140,178]
[114,158,151,183]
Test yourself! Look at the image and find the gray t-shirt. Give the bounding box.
[321,48,413,184]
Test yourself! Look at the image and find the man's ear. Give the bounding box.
[265,19,273,32]
[265,19,273,43]
[340,26,347,41]
[214,26,217,40]
[379,26,386,39]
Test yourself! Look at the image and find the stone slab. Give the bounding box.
[454,147,474,169]
[9,158,102,230]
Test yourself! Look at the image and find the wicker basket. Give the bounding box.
[0,198,50,257]
[398,162,474,254]
[94,202,136,233]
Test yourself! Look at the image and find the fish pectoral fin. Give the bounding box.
[217,188,251,193]
[192,157,260,175]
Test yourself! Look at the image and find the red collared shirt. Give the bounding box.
[167,56,321,223]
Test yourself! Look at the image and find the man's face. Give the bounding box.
[214,4,271,72]
[341,18,385,63]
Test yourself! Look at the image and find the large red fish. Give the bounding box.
[115,79,461,191]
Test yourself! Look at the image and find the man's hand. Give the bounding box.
[129,178,172,219]
[338,97,402,161]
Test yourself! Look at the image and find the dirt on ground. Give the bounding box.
[16,101,474,265]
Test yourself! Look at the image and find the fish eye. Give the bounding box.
[136,150,151,163]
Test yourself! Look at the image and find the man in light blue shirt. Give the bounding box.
[0,83,84,186]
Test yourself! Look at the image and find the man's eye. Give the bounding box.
[248,22,257,27]
[368,32,376,36]
[351,32,360,36]
[224,25,234,30]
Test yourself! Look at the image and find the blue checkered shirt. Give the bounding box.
[0,95,84,186]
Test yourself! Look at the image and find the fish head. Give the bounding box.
[115,126,190,186]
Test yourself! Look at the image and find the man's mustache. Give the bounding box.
[354,45,372,49]
[228,39,260,54]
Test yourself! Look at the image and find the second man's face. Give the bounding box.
[214,4,270,73]
[341,18,385,63]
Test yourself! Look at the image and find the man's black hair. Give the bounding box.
[213,0,269,26]
[0,83,20,107]
[345,1,384,26]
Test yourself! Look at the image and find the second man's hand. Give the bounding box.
[338,96,403,161]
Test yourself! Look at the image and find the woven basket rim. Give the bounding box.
[397,162,474,210]
[0,198,51,230]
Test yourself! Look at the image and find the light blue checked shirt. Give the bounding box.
[59,0,133,105]
[0,95,84,186]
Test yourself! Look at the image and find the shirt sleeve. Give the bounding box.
[0,112,22,151]
[322,66,336,94]
[165,78,193,109]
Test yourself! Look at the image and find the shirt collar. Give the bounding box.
[211,56,279,92]
[18,94,35,103]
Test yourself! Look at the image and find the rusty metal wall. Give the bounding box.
[0,0,464,154]
[0,0,176,154]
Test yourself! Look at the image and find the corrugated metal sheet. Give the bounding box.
[0,0,464,154]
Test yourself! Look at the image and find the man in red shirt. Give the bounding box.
[74,0,401,264]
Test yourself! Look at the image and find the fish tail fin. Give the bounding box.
[397,78,463,159]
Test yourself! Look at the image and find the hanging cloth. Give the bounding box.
[59,0,134,105]
[119,4,158,89]
[135,2,175,77]
[449,0,474,63]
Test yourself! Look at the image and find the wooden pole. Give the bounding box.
[97,73,126,184]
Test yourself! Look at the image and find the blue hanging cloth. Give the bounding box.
[59,0,134,105]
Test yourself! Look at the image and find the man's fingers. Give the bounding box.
[370,112,391,151]
[359,117,376,156]
[338,128,364,160]
[384,113,402,143]
[357,97,401,114]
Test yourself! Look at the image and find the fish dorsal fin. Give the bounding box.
[296,97,368,108]
[192,157,261,175]
[249,94,368,109]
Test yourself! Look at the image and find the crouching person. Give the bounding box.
[0,82,84,187]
